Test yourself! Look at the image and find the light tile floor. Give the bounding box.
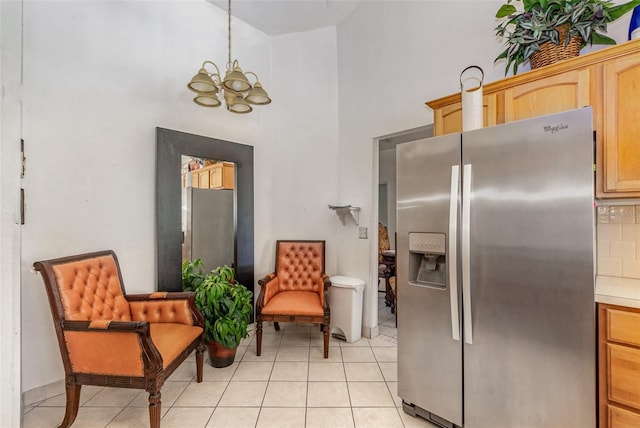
[23,295,436,428]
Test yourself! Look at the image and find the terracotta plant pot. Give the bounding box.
[207,341,237,368]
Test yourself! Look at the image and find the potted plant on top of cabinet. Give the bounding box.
[495,0,640,74]
[182,261,253,367]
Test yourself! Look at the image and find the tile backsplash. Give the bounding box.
[597,205,640,278]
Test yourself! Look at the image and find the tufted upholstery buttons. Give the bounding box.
[52,255,132,322]
[33,250,207,428]
[129,301,193,325]
[276,242,324,295]
[256,240,331,359]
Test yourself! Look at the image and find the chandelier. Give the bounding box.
[187,0,271,114]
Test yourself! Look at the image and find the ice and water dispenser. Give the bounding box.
[408,232,446,288]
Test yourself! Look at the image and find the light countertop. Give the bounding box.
[595,275,640,309]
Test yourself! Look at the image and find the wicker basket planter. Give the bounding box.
[530,24,583,69]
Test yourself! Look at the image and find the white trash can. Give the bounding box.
[329,276,365,343]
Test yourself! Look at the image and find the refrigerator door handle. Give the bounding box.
[449,165,461,342]
[462,163,473,345]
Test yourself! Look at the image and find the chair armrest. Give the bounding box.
[60,320,162,377]
[127,292,203,327]
[62,319,149,332]
[257,272,278,309]
[127,292,193,301]
[322,273,331,309]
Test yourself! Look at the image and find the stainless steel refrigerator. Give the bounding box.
[396,108,595,428]
[183,187,235,270]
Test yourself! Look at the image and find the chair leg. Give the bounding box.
[385,277,393,308]
[196,341,205,383]
[274,321,280,331]
[59,381,80,428]
[390,287,396,314]
[148,391,161,428]
[256,320,263,356]
[322,323,329,359]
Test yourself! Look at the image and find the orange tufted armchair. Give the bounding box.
[33,250,205,428]
[256,240,331,358]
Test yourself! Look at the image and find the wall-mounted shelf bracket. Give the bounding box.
[328,205,360,225]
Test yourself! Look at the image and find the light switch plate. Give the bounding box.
[358,227,368,239]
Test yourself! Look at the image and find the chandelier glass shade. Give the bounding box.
[187,0,271,114]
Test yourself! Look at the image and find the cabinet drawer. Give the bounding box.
[607,308,640,347]
[608,344,640,409]
[608,404,640,428]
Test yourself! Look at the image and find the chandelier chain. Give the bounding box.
[187,0,271,112]
[227,0,232,69]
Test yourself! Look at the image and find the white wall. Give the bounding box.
[20,0,339,394]
[1,1,23,425]
[13,0,637,399]
[334,0,634,332]
[335,0,508,335]
[256,26,340,277]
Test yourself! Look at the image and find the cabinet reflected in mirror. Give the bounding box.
[156,128,254,306]
[181,156,236,272]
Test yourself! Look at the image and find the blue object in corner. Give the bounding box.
[630,6,640,40]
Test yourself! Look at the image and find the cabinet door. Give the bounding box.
[503,68,592,122]
[609,405,640,428]
[603,55,640,195]
[608,343,640,410]
[210,165,223,189]
[433,94,498,136]
[198,170,210,189]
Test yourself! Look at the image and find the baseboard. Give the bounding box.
[23,379,64,406]
[362,324,379,339]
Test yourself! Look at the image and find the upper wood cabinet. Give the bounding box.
[188,162,235,190]
[426,39,640,198]
[502,67,593,122]
[433,94,498,135]
[603,54,640,194]
[209,161,235,190]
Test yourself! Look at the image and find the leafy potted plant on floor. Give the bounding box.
[183,262,253,367]
[182,258,206,292]
[495,0,640,74]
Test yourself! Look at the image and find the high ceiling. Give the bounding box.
[208,0,360,36]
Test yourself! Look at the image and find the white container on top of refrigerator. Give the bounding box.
[396,108,595,428]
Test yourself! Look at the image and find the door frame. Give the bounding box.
[371,124,433,330]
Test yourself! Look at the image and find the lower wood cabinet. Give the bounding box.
[599,303,640,427]
[608,404,640,428]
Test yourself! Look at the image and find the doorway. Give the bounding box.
[373,125,433,335]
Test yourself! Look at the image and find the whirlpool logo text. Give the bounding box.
[543,123,569,133]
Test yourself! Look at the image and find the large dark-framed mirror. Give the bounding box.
[155,128,254,306]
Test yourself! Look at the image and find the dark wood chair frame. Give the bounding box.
[34,250,206,428]
[379,252,396,314]
[255,240,332,358]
